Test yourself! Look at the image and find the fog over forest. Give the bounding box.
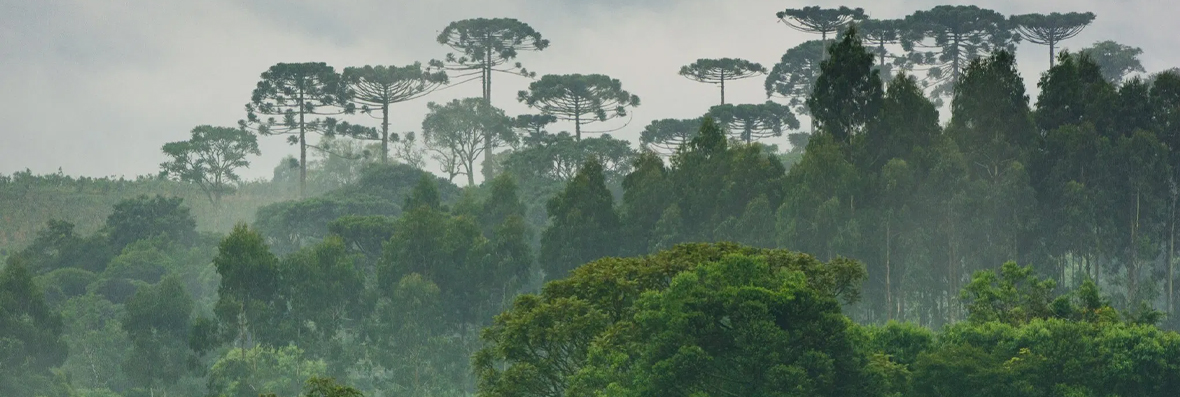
[4,2,1180,397]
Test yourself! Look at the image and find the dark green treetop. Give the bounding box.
[1010,12,1096,66]
[342,63,448,163]
[161,125,260,202]
[518,74,640,141]
[679,58,766,104]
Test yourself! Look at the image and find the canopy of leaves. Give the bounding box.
[161,125,260,202]
[518,74,641,139]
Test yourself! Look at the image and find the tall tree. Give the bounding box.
[160,125,260,202]
[243,62,353,197]
[776,6,867,60]
[0,257,68,397]
[808,26,885,146]
[436,18,549,104]
[518,74,641,140]
[1010,12,1096,66]
[640,118,702,155]
[707,101,800,144]
[858,18,912,79]
[1080,40,1146,84]
[512,114,558,144]
[342,63,448,163]
[421,98,515,186]
[438,18,549,179]
[539,158,622,279]
[121,277,195,396]
[213,223,281,352]
[905,6,1018,103]
[764,40,827,117]
[949,51,1036,177]
[678,58,766,104]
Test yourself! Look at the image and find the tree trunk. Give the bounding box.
[1170,194,1176,315]
[482,52,495,184]
[886,218,893,321]
[298,92,307,198]
[720,71,726,105]
[381,101,390,163]
[574,100,582,141]
[1130,190,1141,306]
[1049,41,1056,67]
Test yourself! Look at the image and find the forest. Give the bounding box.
[3,4,1180,397]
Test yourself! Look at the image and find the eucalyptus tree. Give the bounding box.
[808,27,884,146]
[421,98,515,186]
[342,63,448,162]
[640,118,702,155]
[518,74,640,140]
[160,125,260,202]
[765,40,826,118]
[775,6,867,60]
[1011,12,1096,66]
[708,101,800,144]
[1080,40,1146,84]
[511,114,558,145]
[242,62,354,197]
[679,58,766,104]
[436,18,549,104]
[905,6,1018,103]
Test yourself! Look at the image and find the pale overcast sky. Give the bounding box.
[1,0,1175,181]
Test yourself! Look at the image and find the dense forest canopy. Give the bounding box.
[4,3,1180,397]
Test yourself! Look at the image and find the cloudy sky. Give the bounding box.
[2,0,1175,182]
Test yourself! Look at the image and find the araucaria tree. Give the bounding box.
[421,98,515,186]
[776,6,867,59]
[708,101,799,144]
[243,62,353,197]
[160,125,260,202]
[437,18,549,104]
[1011,12,1096,66]
[518,74,641,141]
[679,58,766,104]
[905,5,1018,102]
[765,40,827,116]
[640,118,702,155]
[343,63,448,163]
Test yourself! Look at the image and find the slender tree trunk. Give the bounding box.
[482,52,496,183]
[382,101,390,163]
[720,71,726,105]
[886,218,893,321]
[1170,194,1176,315]
[1130,190,1141,306]
[1049,41,1057,67]
[298,92,307,198]
[952,35,961,86]
[574,100,582,141]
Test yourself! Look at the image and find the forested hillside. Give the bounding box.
[4,4,1180,397]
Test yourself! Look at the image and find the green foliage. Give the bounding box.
[302,376,364,397]
[105,195,198,252]
[213,223,281,349]
[1010,12,1096,65]
[206,345,327,397]
[243,62,354,197]
[569,254,875,397]
[343,63,449,163]
[436,18,549,103]
[707,101,800,144]
[161,125,261,202]
[0,257,69,397]
[475,243,867,397]
[776,6,867,41]
[765,40,827,116]
[539,158,621,280]
[905,5,1018,102]
[639,118,701,155]
[1080,40,1146,84]
[518,74,640,140]
[122,277,195,393]
[808,26,884,145]
[679,58,766,104]
[421,97,515,185]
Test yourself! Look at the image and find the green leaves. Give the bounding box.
[905,5,1018,102]
[518,74,640,140]
[765,40,826,116]
[707,101,799,144]
[421,97,514,186]
[161,125,260,202]
[1010,12,1096,65]
[808,26,884,146]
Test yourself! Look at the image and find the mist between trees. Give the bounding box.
[4,5,1180,397]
